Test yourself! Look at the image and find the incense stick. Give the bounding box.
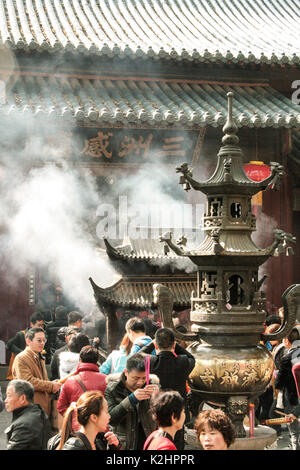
[144,356,150,385]
[274,409,289,417]
[274,409,300,422]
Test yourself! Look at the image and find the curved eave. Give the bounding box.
[89,276,195,308]
[89,275,124,294]
[104,237,180,262]
[187,252,273,268]
[104,248,179,262]
[164,232,275,267]
[103,238,129,261]
[188,181,270,196]
[0,1,300,67]
[1,75,300,129]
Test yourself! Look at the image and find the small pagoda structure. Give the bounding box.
[89,234,198,350]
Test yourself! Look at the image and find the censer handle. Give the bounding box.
[261,284,300,342]
[153,283,198,341]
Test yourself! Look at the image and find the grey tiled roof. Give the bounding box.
[0,1,299,65]
[90,275,196,308]
[2,73,300,128]
[289,129,300,165]
[104,237,183,261]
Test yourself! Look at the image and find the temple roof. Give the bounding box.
[2,74,300,128]
[288,129,300,177]
[104,237,183,261]
[103,237,198,275]
[290,129,300,163]
[0,1,299,66]
[89,274,196,309]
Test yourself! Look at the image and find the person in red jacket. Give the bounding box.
[143,390,185,450]
[57,345,106,431]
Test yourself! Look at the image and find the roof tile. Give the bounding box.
[3,74,298,128]
[0,1,299,64]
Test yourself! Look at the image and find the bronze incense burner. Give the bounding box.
[156,92,299,437]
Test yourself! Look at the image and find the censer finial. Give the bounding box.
[222,92,239,146]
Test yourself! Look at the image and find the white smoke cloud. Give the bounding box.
[0,86,206,317]
[252,210,278,248]
[113,163,205,240]
[252,210,278,286]
[0,136,120,313]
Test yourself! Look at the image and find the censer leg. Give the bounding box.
[226,396,248,438]
[186,390,205,423]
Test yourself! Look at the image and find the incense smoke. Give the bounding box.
[0,159,120,312]
[0,117,205,313]
[0,51,207,316]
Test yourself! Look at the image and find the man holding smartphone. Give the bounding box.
[105,353,159,450]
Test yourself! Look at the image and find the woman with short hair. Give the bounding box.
[194,409,235,450]
[143,390,185,450]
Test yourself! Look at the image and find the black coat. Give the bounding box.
[45,320,68,351]
[62,433,93,450]
[6,329,28,354]
[140,342,195,400]
[48,431,118,450]
[105,373,158,450]
[5,404,51,450]
[274,341,300,407]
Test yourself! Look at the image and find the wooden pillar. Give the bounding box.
[104,305,119,353]
[263,129,294,311]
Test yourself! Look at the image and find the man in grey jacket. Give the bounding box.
[105,353,159,450]
[4,379,51,450]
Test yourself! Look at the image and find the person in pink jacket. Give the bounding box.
[57,345,106,431]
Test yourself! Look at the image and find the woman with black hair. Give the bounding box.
[143,390,185,450]
[49,390,120,450]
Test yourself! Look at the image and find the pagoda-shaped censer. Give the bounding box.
[156,92,299,438]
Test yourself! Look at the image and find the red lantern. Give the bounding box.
[243,160,271,182]
[243,161,271,214]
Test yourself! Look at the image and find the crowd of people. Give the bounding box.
[2,304,300,451]
[256,311,300,450]
[0,307,236,451]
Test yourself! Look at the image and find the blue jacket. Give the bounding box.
[130,336,155,356]
[100,346,129,374]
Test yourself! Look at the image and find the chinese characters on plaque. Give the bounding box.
[81,131,114,159]
[37,128,199,163]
